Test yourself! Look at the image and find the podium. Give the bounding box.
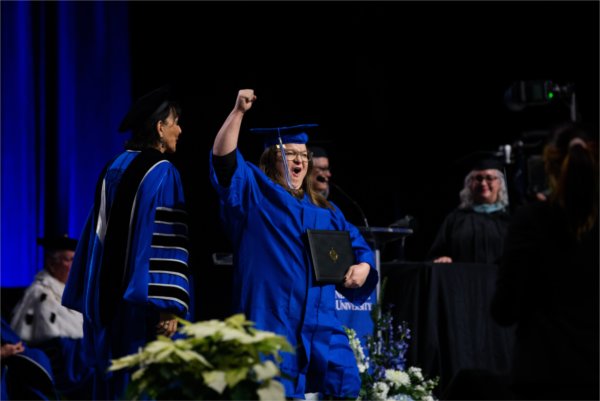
[358,226,413,301]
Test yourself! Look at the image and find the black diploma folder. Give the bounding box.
[306,229,355,284]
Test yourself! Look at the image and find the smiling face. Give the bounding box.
[311,156,331,195]
[276,143,310,190]
[469,169,501,204]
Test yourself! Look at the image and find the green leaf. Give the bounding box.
[225,367,248,387]
[173,348,212,366]
[202,370,227,394]
[109,353,141,371]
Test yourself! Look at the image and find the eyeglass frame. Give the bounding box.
[281,150,313,162]
[471,174,499,183]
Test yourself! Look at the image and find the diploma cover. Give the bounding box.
[306,229,355,284]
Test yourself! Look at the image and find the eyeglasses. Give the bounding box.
[473,174,498,183]
[282,150,312,162]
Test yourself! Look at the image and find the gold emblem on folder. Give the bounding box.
[329,248,339,262]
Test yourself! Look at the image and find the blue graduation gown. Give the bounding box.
[210,150,377,398]
[62,150,191,400]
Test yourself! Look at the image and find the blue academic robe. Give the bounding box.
[1,318,57,400]
[62,150,191,400]
[210,150,377,399]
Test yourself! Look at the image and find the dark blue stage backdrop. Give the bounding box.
[1,2,130,287]
[1,1,598,292]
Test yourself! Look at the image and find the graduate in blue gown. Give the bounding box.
[209,89,377,399]
[62,86,192,400]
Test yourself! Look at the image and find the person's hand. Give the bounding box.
[156,313,178,337]
[1,341,25,358]
[343,262,371,288]
[235,89,256,113]
[433,256,453,263]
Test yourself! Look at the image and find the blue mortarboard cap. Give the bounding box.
[250,124,317,148]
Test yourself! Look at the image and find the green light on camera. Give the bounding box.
[547,91,554,100]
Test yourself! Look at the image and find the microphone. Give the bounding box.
[497,144,512,165]
[504,144,512,165]
[327,180,370,229]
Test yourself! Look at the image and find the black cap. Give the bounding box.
[118,86,172,132]
[37,235,78,251]
[471,157,504,171]
[309,146,328,158]
[455,150,504,174]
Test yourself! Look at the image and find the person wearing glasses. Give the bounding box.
[308,146,332,198]
[427,158,511,264]
[210,89,377,400]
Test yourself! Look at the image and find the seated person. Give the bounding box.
[1,318,57,400]
[10,235,93,399]
[10,235,82,343]
[427,158,510,264]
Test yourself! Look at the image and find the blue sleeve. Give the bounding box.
[124,163,191,318]
[332,205,378,305]
[62,208,95,313]
[209,149,263,245]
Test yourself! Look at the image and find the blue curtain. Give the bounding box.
[1,2,130,287]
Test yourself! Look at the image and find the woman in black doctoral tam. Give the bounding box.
[427,159,511,264]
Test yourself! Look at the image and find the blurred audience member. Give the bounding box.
[428,158,510,264]
[491,122,598,400]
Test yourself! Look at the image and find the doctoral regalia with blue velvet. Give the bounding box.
[62,149,191,400]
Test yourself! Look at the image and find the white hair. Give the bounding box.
[458,169,509,210]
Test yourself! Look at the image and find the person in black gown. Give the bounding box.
[427,158,511,264]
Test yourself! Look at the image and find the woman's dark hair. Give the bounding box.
[259,146,335,210]
[543,122,598,239]
[125,102,181,150]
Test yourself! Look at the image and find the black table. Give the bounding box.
[380,261,515,396]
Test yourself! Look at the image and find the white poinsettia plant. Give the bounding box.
[109,314,294,400]
[345,310,438,401]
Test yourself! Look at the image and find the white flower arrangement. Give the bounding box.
[345,310,438,401]
[109,314,293,400]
